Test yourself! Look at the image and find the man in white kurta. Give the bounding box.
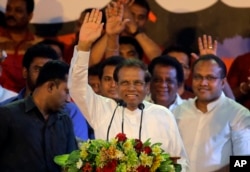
[68,8,188,171]
[69,49,187,159]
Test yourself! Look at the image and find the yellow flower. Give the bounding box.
[123,139,133,152]
[152,145,162,155]
[150,155,163,171]
[79,142,90,159]
[80,149,88,159]
[139,152,153,167]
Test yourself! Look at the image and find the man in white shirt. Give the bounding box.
[147,55,185,112]
[68,8,188,170]
[173,54,250,172]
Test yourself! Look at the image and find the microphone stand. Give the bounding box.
[121,102,127,134]
[138,103,145,140]
[106,100,124,141]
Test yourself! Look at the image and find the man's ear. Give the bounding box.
[22,67,28,79]
[47,81,55,92]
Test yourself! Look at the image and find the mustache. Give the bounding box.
[5,16,16,22]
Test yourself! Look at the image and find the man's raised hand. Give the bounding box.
[105,1,129,36]
[78,9,104,51]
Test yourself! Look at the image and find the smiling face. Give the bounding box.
[150,64,178,108]
[192,60,225,105]
[116,66,149,110]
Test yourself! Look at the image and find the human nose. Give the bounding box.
[160,80,169,87]
[199,77,209,85]
[127,82,137,89]
[110,79,116,87]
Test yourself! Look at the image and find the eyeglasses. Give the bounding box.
[118,80,145,88]
[193,74,222,82]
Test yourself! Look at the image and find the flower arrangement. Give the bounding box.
[54,133,181,172]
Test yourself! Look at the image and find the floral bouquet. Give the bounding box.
[54,133,181,172]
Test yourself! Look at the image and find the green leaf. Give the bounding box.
[143,139,151,147]
[54,154,70,166]
[66,150,81,165]
[174,164,182,172]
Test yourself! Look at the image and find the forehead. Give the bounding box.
[103,65,116,75]
[153,64,177,76]
[30,57,52,66]
[7,0,26,8]
[130,4,148,15]
[120,44,136,52]
[193,60,221,75]
[118,66,145,80]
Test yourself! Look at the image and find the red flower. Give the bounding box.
[142,146,152,155]
[115,133,127,142]
[136,165,150,172]
[82,162,92,172]
[97,160,117,172]
[134,139,143,152]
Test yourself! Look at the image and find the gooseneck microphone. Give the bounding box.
[138,103,145,140]
[106,100,125,141]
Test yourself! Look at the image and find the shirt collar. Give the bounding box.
[25,95,67,118]
[192,92,225,112]
[169,94,183,111]
[24,95,37,113]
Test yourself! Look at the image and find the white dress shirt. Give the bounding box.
[173,93,250,172]
[68,49,189,170]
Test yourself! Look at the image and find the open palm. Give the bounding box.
[105,2,128,35]
[79,9,103,44]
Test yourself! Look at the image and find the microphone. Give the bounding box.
[138,103,145,110]
[138,103,145,140]
[106,100,125,141]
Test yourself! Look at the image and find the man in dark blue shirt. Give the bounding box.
[0,60,78,172]
[0,43,90,140]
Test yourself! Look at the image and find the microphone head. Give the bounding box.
[117,99,127,107]
[138,103,145,110]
